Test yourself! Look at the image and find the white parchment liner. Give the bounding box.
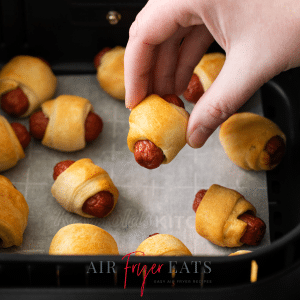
[0,75,270,256]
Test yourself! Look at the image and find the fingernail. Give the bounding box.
[187,127,207,148]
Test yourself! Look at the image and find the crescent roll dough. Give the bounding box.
[51,158,119,218]
[96,46,125,100]
[195,184,256,247]
[49,224,119,255]
[229,250,252,256]
[127,94,189,164]
[0,175,29,248]
[194,53,226,91]
[0,115,25,172]
[0,55,57,117]
[41,95,93,152]
[219,112,286,170]
[135,234,192,256]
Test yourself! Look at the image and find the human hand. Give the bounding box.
[124,0,300,148]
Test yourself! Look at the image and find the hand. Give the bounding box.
[124,0,300,148]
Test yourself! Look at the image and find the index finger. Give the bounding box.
[124,0,199,109]
[124,36,156,109]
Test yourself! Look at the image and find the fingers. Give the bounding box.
[124,4,181,108]
[152,27,193,96]
[175,25,214,96]
[124,0,203,109]
[186,50,274,148]
[124,38,157,109]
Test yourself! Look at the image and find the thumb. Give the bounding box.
[186,49,276,148]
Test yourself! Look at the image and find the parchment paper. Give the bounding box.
[0,74,270,256]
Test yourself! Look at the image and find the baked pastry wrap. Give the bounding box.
[49,223,119,255]
[0,175,29,248]
[127,94,189,164]
[41,95,92,152]
[219,112,286,170]
[229,250,252,256]
[194,53,226,91]
[51,158,119,218]
[135,234,192,256]
[96,46,125,100]
[0,55,57,117]
[195,184,256,247]
[0,115,25,172]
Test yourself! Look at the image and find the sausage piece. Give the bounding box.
[134,140,165,169]
[94,47,112,69]
[84,111,104,143]
[29,110,103,142]
[193,189,207,213]
[192,189,266,246]
[148,233,159,238]
[53,160,114,218]
[1,87,29,117]
[264,135,286,168]
[162,94,185,109]
[53,160,75,180]
[82,191,114,218]
[238,212,266,246]
[183,74,204,104]
[29,110,49,140]
[133,94,187,169]
[10,122,31,150]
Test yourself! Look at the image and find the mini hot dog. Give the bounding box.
[1,87,29,118]
[135,233,192,256]
[29,95,103,152]
[10,122,31,150]
[51,158,119,218]
[94,47,112,69]
[0,116,31,172]
[219,112,286,170]
[30,111,103,143]
[183,53,225,104]
[0,175,29,248]
[53,160,114,218]
[49,224,119,255]
[0,56,57,117]
[127,94,189,169]
[94,46,125,100]
[193,185,266,247]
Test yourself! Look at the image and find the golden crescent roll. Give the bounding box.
[135,234,192,256]
[195,184,256,248]
[96,46,125,100]
[219,112,286,170]
[194,52,226,91]
[229,250,252,256]
[127,94,189,164]
[49,224,119,255]
[41,95,93,152]
[51,158,119,218]
[0,175,29,248]
[0,115,25,172]
[0,55,57,117]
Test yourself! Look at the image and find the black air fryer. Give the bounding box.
[0,1,300,299]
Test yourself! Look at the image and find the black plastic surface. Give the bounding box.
[1,0,300,299]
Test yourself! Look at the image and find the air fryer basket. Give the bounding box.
[1,0,300,299]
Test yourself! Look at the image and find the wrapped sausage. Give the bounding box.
[51,158,119,218]
[0,175,29,248]
[127,94,189,169]
[0,55,57,117]
[49,224,119,255]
